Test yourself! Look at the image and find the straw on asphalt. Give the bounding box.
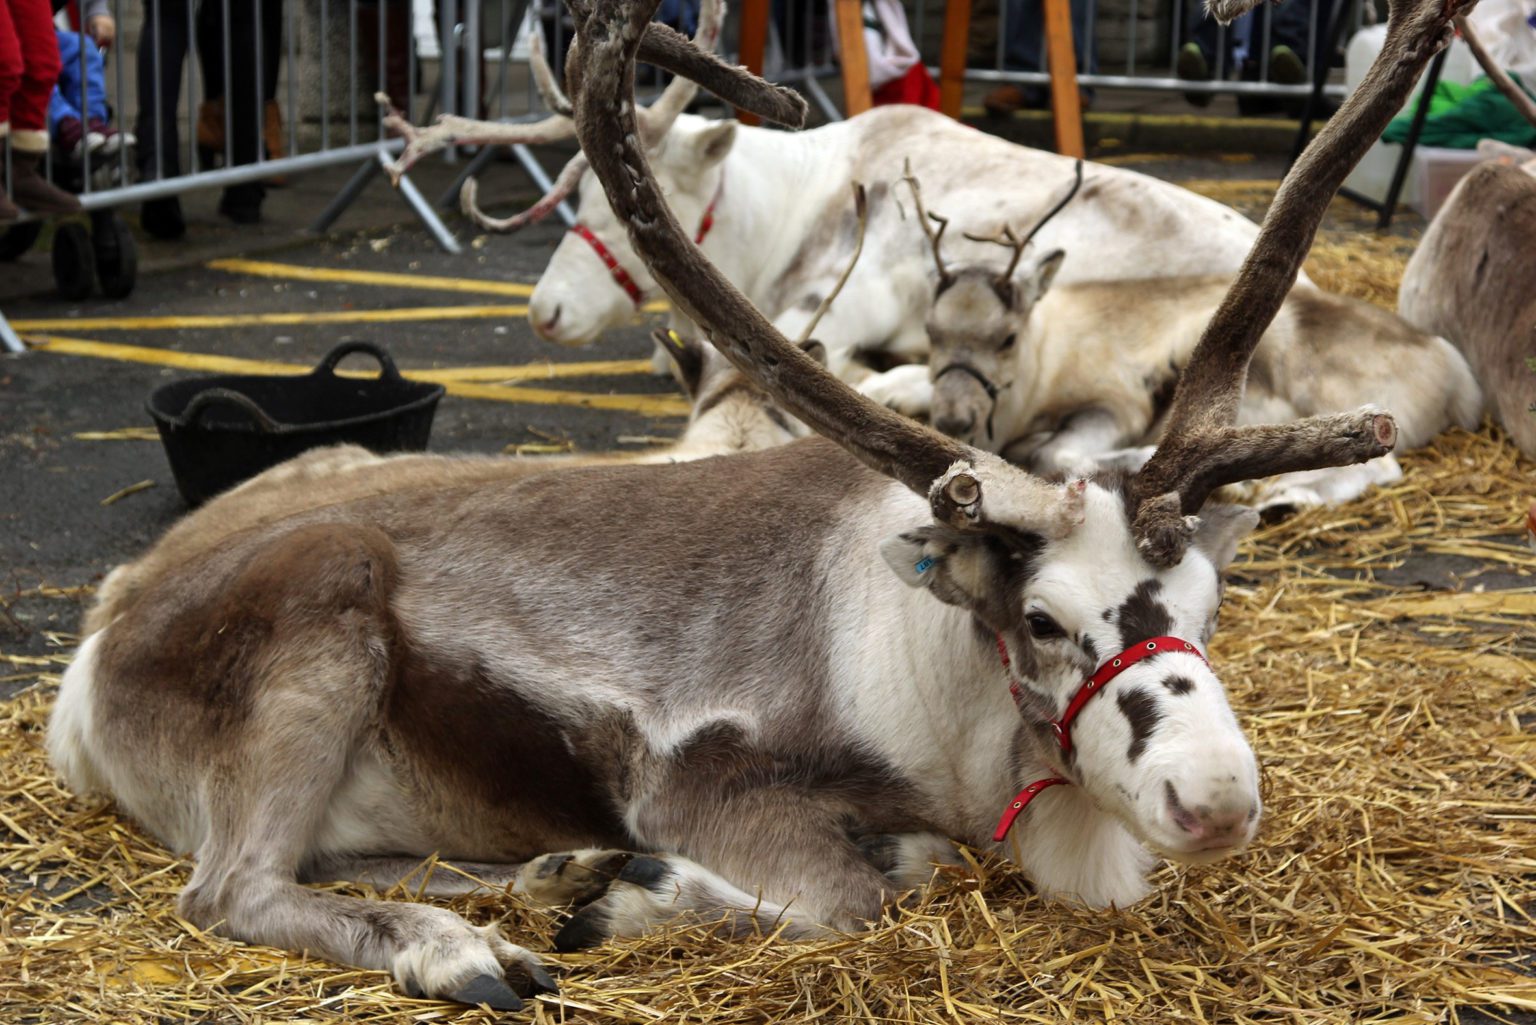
[2,180,1532,1024]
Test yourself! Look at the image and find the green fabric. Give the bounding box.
[1383,73,1536,149]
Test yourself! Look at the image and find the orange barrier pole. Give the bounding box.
[834,0,873,116]
[939,0,972,119]
[1042,0,1086,156]
[737,0,770,126]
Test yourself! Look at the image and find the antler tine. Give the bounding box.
[568,0,1076,536]
[376,94,576,185]
[1126,0,1474,565]
[637,0,724,144]
[461,150,588,233]
[962,160,1082,287]
[529,11,575,116]
[901,159,954,289]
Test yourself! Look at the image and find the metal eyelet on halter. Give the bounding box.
[1112,658,1122,667]
[1146,641,1157,650]
[1183,642,1193,650]
[1012,801,1023,809]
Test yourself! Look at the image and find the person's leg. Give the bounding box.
[985,0,1049,114]
[0,0,22,219]
[4,0,80,213]
[219,0,265,221]
[136,0,192,235]
[49,30,88,155]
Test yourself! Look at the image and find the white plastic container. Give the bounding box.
[1342,24,1478,207]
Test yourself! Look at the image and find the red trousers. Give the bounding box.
[0,0,61,148]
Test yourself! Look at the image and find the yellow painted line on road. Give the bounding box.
[208,258,538,297]
[208,258,671,313]
[26,336,690,417]
[428,359,654,382]
[9,305,531,332]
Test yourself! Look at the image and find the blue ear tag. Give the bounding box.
[914,556,936,575]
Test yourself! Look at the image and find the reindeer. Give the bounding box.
[1397,151,1536,460]
[381,0,1280,382]
[49,0,1453,1010]
[867,165,1482,508]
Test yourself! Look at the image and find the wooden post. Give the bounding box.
[736,0,770,126]
[939,0,972,119]
[834,0,872,116]
[1042,0,1086,157]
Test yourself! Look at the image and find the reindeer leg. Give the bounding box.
[305,855,526,898]
[166,525,554,1008]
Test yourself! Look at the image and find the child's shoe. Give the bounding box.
[88,118,132,157]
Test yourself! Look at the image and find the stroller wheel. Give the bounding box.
[0,222,43,262]
[52,221,96,301]
[92,212,138,299]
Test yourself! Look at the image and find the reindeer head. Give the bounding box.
[530,115,737,344]
[566,0,1416,884]
[909,163,1080,447]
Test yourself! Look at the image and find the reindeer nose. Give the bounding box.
[534,304,562,340]
[1164,780,1256,846]
[934,411,975,437]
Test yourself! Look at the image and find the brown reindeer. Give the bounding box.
[50,0,1459,1009]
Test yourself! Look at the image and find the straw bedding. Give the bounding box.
[3,187,1534,1024]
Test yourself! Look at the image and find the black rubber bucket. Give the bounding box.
[147,341,445,506]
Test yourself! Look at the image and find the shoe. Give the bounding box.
[54,117,104,161]
[141,196,186,239]
[88,118,131,157]
[7,152,82,214]
[983,83,1051,116]
[218,182,265,224]
[197,98,224,153]
[1268,44,1306,85]
[263,100,285,160]
[1176,42,1215,108]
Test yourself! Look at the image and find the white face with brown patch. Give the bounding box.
[884,482,1262,865]
[528,116,737,345]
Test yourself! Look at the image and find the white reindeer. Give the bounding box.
[48,0,1451,1011]
[864,166,1481,509]
[382,0,1279,382]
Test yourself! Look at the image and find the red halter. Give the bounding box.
[570,174,725,308]
[991,635,1208,842]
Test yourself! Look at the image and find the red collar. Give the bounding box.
[992,635,1207,842]
[570,173,725,308]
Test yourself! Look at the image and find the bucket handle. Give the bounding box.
[177,387,282,432]
[314,341,402,381]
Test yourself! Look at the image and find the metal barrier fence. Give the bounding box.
[0,0,1367,353]
[916,0,1363,105]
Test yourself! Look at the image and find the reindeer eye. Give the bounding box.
[1026,612,1063,639]
[998,333,1017,352]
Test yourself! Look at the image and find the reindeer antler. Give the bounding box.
[901,160,954,292]
[962,160,1084,291]
[566,0,1080,538]
[1123,0,1477,564]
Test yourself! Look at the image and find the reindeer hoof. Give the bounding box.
[553,904,614,952]
[450,973,525,1011]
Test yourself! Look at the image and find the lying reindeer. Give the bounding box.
[1398,149,1536,459]
[51,0,1453,1009]
[382,0,1281,380]
[862,168,1481,507]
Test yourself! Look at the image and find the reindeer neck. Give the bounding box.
[705,121,862,309]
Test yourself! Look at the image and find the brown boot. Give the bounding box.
[8,152,81,216]
[263,100,285,160]
[197,98,225,152]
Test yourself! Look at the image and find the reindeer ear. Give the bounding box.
[1190,503,1260,570]
[652,328,707,398]
[1016,249,1065,308]
[688,120,738,168]
[879,526,1019,626]
[799,339,828,366]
